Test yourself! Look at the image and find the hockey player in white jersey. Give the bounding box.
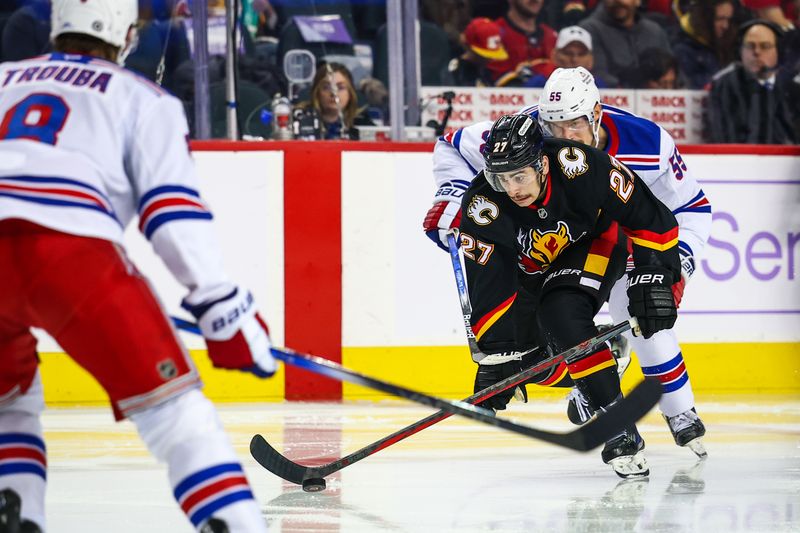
[423,66,710,459]
[0,1,274,531]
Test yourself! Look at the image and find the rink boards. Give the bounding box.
[34,142,800,404]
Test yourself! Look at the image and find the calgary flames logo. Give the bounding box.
[557,146,589,179]
[518,221,573,273]
[467,195,499,225]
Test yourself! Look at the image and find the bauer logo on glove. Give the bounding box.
[626,272,666,287]
[210,291,255,334]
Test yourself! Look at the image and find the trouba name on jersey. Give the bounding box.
[2,65,113,94]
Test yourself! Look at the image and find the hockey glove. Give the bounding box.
[182,286,278,377]
[626,267,677,339]
[673,242,695,308]
[422,179,468,250]
[473,358,526,411]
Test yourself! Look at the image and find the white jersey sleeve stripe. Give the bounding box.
[0,175,120,223]
[138,184,212,239]
[672,190,711,215]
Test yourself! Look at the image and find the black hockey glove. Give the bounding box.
[626,266,677,339]
[473,358,525,411]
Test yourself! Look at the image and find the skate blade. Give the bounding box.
[609,451,649,479]
[684,437,708,459]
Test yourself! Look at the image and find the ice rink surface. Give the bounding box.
[41,395,799,532]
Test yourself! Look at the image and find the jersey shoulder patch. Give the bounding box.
[466,194,499,225]
[555,146,590,179]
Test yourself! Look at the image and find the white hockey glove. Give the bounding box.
[422,179,469,251]
[673,242,695,308]
[182,286,278,377]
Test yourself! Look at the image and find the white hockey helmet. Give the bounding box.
[51,0,138,50]
[538,67,603,147]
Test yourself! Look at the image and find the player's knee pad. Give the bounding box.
[0,371,44,418]
[130,388,224,463]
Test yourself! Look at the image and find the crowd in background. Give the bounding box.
[1,0,799,143]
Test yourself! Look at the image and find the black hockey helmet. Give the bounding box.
[482,114,545,191]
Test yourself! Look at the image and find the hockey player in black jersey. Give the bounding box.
[461,113,681,477]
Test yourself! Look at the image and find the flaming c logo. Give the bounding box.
[520,221,573,270]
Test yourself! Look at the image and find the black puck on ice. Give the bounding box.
[302,477,326,492]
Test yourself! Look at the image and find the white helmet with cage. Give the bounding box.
[538,67,603,147]
[51,0,138,53]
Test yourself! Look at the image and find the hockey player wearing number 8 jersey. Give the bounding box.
[462,113,681,478]
[423,66,710,459]
[0,1,274,531]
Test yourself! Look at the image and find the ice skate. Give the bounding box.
[601,427,649,479]
[0,489,41,533]
[0,488,21,533]
[664,407,707,458]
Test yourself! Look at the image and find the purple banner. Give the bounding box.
[294,15,353,44]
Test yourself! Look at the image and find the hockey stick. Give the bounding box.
[171,315,656,451]
[170,316,653,451]
[446,229,488,363]
[248,318,656,490]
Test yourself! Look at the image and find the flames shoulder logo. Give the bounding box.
[467,195,499,225]
[557,146,589,179]
[518,221,574,273]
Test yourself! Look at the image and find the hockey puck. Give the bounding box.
[302,477,326,492]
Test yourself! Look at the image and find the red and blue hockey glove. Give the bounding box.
[626,267,677,339]
[182,286,277,377]
[422,179,468,251]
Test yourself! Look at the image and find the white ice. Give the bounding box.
[40,397,800,532]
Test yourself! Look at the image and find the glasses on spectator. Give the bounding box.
[742,42,776,52]
[542,117,590,136]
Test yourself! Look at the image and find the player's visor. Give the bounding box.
[485,166,538,193]
[540,116,590,137]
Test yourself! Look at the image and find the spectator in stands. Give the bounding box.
[421,0,474,57]
[539,0,595,30]
[709,19,799,143]
[296,62,376,140]
[488,0,558,84]
[126,0,191,90]
[524,25,609,87]
[672,0,738,89]
[1,0,49,62]
[742,0,796,30]
[635,47,681,88]
[442,17,509,87]
[579,0,672,87]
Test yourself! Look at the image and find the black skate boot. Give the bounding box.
[664,407,707,458]
[601,426,649,478]
[200,518,230,533]
[0,489,42,533]
[0,489,21,533]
